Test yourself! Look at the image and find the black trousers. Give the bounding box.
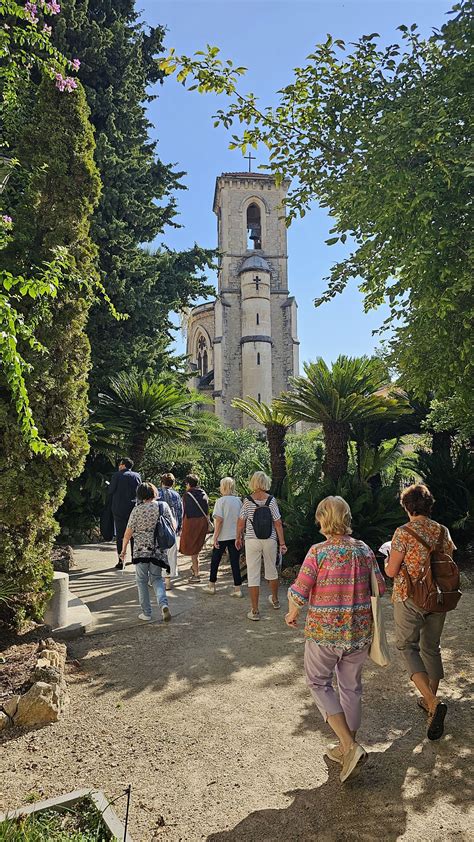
[113,515,133,557]
[210,539,242,585]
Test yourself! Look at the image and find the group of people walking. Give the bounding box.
[107,462,458,784]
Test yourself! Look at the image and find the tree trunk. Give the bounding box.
[322,422,350,483]
[432,430,452,460]
[130,432,149,470]
[266,423,287,498]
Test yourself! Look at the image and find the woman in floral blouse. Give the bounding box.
[286,496,385,783]
[386,483,455,740]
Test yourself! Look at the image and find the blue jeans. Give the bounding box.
[135,561,168,617]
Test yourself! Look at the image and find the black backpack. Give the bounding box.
[153,501,176,551]
[247,495,274,539]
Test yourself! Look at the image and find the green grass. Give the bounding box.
[0,798,116,841]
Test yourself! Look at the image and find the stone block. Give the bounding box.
[13,681,61,726]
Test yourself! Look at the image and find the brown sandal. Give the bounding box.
[417,697,429,713]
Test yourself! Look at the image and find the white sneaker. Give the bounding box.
[138,613,152,622]
[340,743,367,783]
[203,583,216,594]
[247,610,260,621]
[231,587,243,598]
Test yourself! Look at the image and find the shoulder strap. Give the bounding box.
[402,525,433,552]
[187,491,209,520]
[246,495,257,506]
[265,495,273,507]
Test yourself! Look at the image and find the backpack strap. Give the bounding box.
[265,495,273,507]
[402,525,434,552]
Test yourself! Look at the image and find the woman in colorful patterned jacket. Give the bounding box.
[286,495,385,783]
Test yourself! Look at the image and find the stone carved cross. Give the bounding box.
[253,275,260,290]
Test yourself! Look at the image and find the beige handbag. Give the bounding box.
[369,565,390,667]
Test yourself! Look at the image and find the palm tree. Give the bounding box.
[277,356,408,483]
[97,373,193,468]
[232,397,297,496]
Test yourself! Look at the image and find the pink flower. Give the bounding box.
[64,76,78,91]
[25,2,39,23]
[2,215,13,225]
[43,23,52,35]
[47,0,61,13]
[71,58,81,71]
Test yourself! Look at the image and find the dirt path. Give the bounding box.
[1,547,473,841]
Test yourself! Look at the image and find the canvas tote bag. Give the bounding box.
[369,565,390,667]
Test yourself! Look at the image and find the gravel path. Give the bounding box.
[1,546,473,840]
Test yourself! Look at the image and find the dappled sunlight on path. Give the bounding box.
[0,541,472,840]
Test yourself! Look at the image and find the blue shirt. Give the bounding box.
[157,487,183,532]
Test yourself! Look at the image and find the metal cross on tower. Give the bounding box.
[244,151,255,172]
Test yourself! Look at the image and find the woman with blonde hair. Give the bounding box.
[204,477,243,597]
[236,471,287,621]
[286,495,385,783]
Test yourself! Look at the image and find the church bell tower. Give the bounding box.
[187,171,299,428]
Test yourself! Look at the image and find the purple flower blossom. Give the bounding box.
[25,2,39,23]
[2,215,13,225]
[55,72,78,92]
[43,23,52,35]
[71,58,81,71]
[47,0,61,13]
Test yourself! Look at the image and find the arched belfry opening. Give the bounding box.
[246,203,262,250]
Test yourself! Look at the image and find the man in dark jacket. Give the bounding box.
[107,457,141,569]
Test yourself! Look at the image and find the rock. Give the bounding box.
[52,544,74,573]
[0,712,10,731]
[2,695,20,719]
[38,648,66,671]
[33,664,62,685]
[13,682,61,726]
[39,639,67,657]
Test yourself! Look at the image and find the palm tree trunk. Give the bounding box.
[130,432,148,470]
[266,423,287,498]
[322,422,350,483]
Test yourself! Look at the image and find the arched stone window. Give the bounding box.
[247,203,262,250]
[196,334,209,377]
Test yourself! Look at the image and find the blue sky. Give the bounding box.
[140,0,452,367]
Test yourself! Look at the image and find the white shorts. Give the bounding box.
[245,537,278,587]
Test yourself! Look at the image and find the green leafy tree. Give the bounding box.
[231,397,297,496]
[277,356,408,482]
[53,0,214,392]
[159,1,473,425]
[0,0,84,454]
[96,373,194,468]
[0,75,100,627]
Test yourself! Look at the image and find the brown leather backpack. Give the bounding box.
[402,525,462,613]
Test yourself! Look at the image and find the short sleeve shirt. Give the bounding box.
[126,500,174,562]
[239,495,281,540]
[212,495,242,541]
[391,517,455,602]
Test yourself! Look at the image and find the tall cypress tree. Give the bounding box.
[0,76,101,626]
[54,1,213,393]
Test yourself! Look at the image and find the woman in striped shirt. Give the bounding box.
[286,495,385,783]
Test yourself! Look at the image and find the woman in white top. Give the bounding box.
[236,471,287,621]
[204,477,243,597]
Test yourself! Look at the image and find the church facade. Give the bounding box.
[186,172,299,428]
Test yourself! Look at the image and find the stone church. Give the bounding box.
[186,171,299,427]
